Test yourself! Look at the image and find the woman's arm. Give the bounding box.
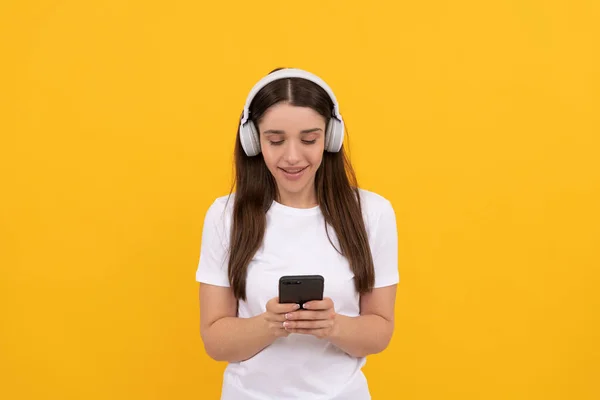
[199,283,297,363]
[328,285,397,357]
[283,285,397,358]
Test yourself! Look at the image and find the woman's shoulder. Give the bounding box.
[204,193,235,221]
[211,193,235,208]
[356,188,394,213]
[355,188,396,230]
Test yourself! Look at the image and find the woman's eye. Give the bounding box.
[269,139,316,146]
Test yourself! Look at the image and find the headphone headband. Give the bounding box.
[240,68,342,125]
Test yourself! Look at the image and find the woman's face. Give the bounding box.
[257,102,326,207]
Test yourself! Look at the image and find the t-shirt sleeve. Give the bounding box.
[370,199,400,288]
[195,200,231,287]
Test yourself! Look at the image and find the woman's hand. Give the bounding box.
[282,297,338,339]
[263,297,300,339]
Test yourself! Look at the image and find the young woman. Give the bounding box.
[196,68,399,399]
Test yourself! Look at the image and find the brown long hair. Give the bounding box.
[228,68,374,301]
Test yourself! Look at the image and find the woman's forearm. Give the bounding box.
[328,314,394,358]
[201,315,274,363]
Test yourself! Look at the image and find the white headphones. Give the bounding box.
[239,68,345,157]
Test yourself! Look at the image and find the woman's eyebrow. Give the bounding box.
[300,128,323,134]
[263,128,323,134]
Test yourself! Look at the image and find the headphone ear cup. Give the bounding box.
[325,118,345,152]
[240,121,261,156]
[249,122,261,155]
[325,120,333,152]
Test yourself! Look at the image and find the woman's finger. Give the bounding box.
[265,312,287,323]
[266,297,301,314]
[284,310,334,321]
[302,297,334,311]
[283,319,333,330]
[286,328,329,339]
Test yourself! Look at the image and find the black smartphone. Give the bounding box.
[278,275,324,309]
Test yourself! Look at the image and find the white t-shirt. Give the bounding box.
[196,188,399,400]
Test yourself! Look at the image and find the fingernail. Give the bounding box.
[283,321,290,328]
[303,303,310,309]
[294,304,300,309]
[285,313,290,320]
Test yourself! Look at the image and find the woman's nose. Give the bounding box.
[282,141,301,164]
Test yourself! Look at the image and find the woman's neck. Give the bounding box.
[276,188,318,209]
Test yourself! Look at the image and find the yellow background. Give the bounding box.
[1,1,599,399]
